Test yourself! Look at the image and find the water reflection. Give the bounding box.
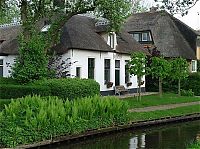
[41,120,200,149]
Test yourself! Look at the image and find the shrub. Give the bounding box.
[32,78,100,100]
[0,77,19,85]
[182,73,200,96]
[0,95,129,147]
[0,84,50,99]
[180,89,194,97]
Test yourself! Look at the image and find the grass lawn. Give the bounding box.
[129,104,200,122]
[124,93,200,109]
[0,99,11,111]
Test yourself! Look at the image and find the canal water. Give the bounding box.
[42,120,200,149]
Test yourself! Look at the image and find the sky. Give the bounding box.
[146,0,200,30]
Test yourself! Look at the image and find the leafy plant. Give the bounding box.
[11,32,48,84]
[0,95,129,148]
[170,57,189,96]
[150,57,171,97]
[127,52,148,100]
[180,89,194,97]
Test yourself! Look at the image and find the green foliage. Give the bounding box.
[0,78,100,99]
[182,72,200,96]
[187,140,200,149]
[128,52,148,78]
[31,78,100,100]
[0,77,19,85]
[197,60,200,72]
[170,58,189,80]
[180,89,194,97]
[0,95,129,147]
[0,84,50,99]
[11,32,48,84]
[150,57,171,79]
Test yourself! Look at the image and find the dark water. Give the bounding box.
[42,120,200,149]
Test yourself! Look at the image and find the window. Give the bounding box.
[115,60,120,86]
[125,60,130,83]
[133,33,140,42]
[0,59,3,77]
[131,31,152,42]
[88,58,95,79]
[191,60,197,72]
[104,59,110,84]
[76,67,81,78]
[109,33,114,49]
[115,60,120,68]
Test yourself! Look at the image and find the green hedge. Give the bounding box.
[146,73,200,96]
[32,78,100,100]
[182,72,200,96]
[0,78,100,100]
[0,95,129,148]
[0,77,19,85]
[0,84,50,99]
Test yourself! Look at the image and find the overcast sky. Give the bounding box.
[146,0,200,30]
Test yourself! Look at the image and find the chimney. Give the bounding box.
[150,7,158,13]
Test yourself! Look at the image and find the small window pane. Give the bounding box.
[76,67,81,78]
[88,58,95,79]
[0,59,3,65]
[142,33,148,41]
[104,59,110,84]
[125,60,130,83]
[133,34,140,41]
[192,61,196,71]
[115,60,120,68]
[0,66,3,77]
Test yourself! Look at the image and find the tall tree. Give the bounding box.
[150,57,171,97]
[155,0,199,15]
[0,0,132,83]
[170,57,189,96]
[128,52,148,101]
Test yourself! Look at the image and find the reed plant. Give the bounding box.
[0,95,129,148]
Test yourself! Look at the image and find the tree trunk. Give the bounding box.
[178,79,181,96]
[159,77,163,98]
[138,76,141,101]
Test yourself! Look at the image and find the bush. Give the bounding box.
[180,89,194,97]
[0,95,129,147]
[0,85,50,99]
[32,78,100,100]
[182,73,200,96]
[0,77,19,85]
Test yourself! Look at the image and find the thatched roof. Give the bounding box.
[116,31,150,55]
[123,10,197,60]
[0,15,148,56]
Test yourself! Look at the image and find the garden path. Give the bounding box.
[128,101,200,112]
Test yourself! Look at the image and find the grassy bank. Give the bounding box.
[124,93,200,108]
[129,104,200,122]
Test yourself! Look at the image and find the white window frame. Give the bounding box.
[191,60,197,72]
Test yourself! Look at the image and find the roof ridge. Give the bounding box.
[0,22,21,28]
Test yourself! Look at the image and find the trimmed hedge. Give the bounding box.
[0,95,129,147]
[0,78,100,100]
[0,84,50,99]
[0,77,19,85]
[32,78,100,100]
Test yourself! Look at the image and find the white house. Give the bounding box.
[0,15,149,95]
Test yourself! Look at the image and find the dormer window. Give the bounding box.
[131,31,152,43]
[108,33,114,49]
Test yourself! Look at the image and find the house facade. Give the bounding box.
[123,9,198,72]
[0,15,149,95]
